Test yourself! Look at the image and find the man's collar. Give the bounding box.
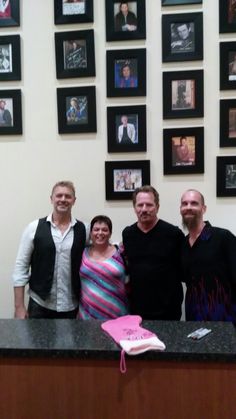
[47,213,77,227]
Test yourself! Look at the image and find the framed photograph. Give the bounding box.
[0,35,21,81]
[106,49,146,97]
[54,0,93,24]
[105,160,150,200]
[55,30,95,79]
[219,99,236,147]
[217,156,236,197]
[219,0,236,33]
[219,42,236,90]
[162,0,202,4]
[0,89,22,135]
[0,0,20,27]
[57,86,96,134]
[163,70,204,119]
[162,13,203,62]
[105,0,146,42]
[163,127,204,175]
[107,105,146,153]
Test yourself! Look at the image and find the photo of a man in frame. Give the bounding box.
[64,39,87,70]
[172,135,195,167]
[0,98,13,126]
[226,164,236,188]
[228,0,236,24]
[171,22,195,53]
[0,45,11,72]
[116,114,138,144]
[114,2,137,32]
[66,95,88,125]
[229,108,236,138]
[62,0,85,16]
[171,79,195,110]
[229,51,236,80]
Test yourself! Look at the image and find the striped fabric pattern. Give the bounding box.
[79,247,129,319]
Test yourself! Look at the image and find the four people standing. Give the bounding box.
[12,181,236,324]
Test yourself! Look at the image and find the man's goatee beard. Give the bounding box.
[182,216,198,230]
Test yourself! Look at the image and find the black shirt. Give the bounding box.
[122,219,184,320]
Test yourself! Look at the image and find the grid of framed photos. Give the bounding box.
[105,1,148,200]
[162,1,204,176]
[218,0,236,197]
[0,0,22,136]
[54,0,96,135]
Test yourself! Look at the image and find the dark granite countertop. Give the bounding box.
[0,319,235,362]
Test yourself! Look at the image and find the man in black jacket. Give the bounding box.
[13,181,86,319]
[114,2,137,32]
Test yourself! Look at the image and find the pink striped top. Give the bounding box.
[79,247,129,319]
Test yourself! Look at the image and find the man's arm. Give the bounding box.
[118,125,123,143]
[14,286,28,319]
[222,229,236,286]
[129,124,136,143]
[13,220,37,319]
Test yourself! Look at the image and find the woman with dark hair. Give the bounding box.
[78,215,128,319]
[117,63,137,88]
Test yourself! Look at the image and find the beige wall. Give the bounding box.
[0,0,235,317]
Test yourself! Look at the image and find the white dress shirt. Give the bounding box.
[12,214,79,312]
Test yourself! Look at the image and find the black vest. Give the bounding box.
[29,217,86,300]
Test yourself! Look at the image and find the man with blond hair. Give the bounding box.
[13,181,86,319]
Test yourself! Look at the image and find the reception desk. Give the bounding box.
[0,319,235,419]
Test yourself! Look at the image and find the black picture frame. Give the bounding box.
[107,105,146,153]
[162,13,203,62]
[217,156,236,197]
[0,0,20,27]
[163,127,204,175]
[55,30,95,79]
[0,89,22,135]
[219,99,236,147]
[219,42,236,90]
[57,86,96,134]
[219,0,236,34]
[106,49,146,97]
[105,160,150,200]
[0,35,21,81]
[163,70,204,119]
[162,0,202,5]
[105,0,146,42]
[54,0,93,24]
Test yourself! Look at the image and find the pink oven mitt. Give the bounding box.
[101,315,166,372]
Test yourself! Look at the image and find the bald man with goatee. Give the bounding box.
[180,189,236,323]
